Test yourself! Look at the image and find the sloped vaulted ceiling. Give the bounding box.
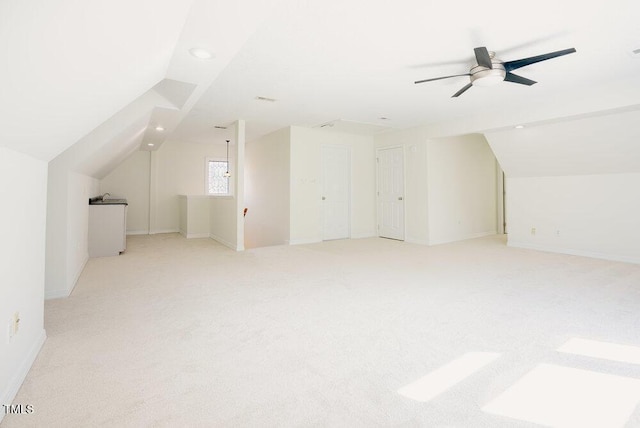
[2,0,640,169]
[0,0,195,161]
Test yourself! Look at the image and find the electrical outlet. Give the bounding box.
[530,227,536,236]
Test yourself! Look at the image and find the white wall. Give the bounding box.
[426,134,498,245]
[98,121,246,250]
[156,141,215,233]
[289,126,376,244]
[100,139,226,234]
[178,196,210,238]
[154,139,227,233]
[66,172,100,287]
[0,147,48,420]
[209,120,246,251]
[46,162,99,299]
[245,127,291,248]
[486,109,640,263]
[209,197,238,249]
[100,151,151,234]
[506,174,640,263]
[375,129,498,245]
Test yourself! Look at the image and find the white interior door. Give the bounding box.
[322,145,350,240]
[377,147,404,240]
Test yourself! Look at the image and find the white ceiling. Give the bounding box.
[171,0,640,144]
[2,0,640,164]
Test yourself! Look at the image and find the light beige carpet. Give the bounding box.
[5,234,640,427]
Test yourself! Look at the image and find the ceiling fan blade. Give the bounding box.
[504,72,537,86]
[504,48,576,72]
[452,83,473,98]
[474,47,493,69]
[414,73,471,84]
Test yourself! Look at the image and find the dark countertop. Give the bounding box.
[89,197,128,205]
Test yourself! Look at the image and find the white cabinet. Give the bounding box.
[89,204,127,257]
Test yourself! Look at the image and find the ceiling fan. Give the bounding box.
[415,46,576,97]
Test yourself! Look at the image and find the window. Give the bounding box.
[206,159,231,196]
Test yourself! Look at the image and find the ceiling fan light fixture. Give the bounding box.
[470,64,506,87]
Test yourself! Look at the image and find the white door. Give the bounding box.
[322,146,350,240]
[377,147,404,240]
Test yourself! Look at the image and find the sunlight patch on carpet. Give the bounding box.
[482,364,640,428]
[558,338,640,365]
[397,352,500,403]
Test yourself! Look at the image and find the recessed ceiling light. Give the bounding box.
[515,125,525,129]
[189,47,214,60]
[147,143,155,147]
[155,126,165,132]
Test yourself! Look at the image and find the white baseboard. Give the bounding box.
[126,230,149,236]
[508,240,640,265]
[209,234,239,251]
[149,229,179,235]
[0,329,46,423]
[67,253,88,297]
[186,233,210,239]
[287,238,321,245]
[405,237,429,245]
[428,230,497,246]
[45,254,89,300]
[351,232,376,240]
[45,289,70,300]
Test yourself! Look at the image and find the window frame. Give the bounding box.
[205,157,233,197]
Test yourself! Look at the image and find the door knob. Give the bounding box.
[398,196,403,201]
[322,196,326,200]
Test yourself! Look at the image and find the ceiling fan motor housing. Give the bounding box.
[470,56,506,86]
